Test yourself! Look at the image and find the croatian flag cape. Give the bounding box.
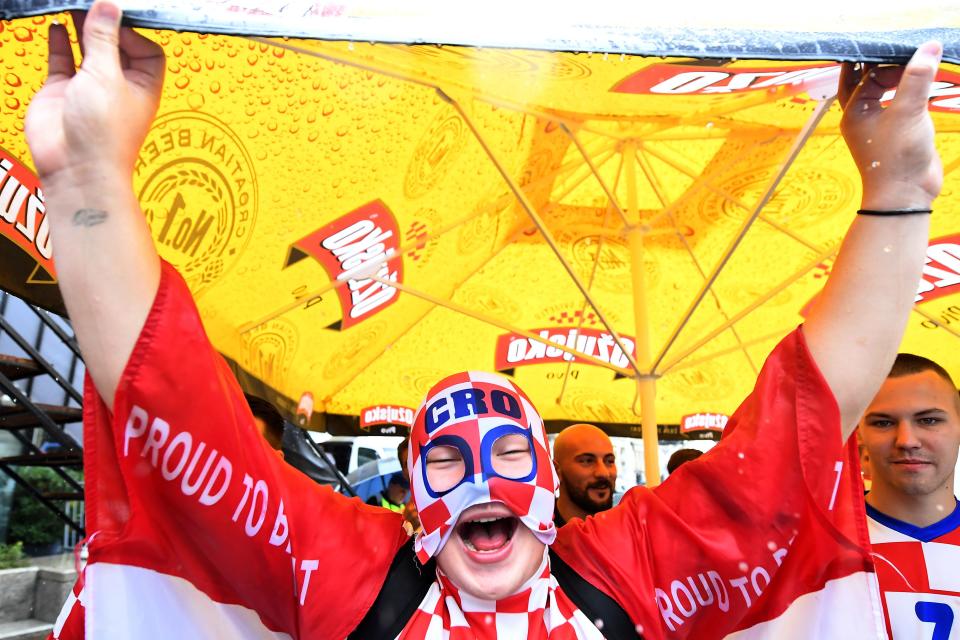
[52,262,887,639]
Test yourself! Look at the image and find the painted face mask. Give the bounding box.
[408,371,559,563]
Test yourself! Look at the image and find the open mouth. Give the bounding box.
[457,515,520,554]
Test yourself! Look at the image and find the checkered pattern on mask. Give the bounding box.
[408,371,559,563]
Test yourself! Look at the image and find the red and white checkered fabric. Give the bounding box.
[398,551,605,639]
[409,371,558,563]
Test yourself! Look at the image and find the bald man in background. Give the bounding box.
[552,424,618,526]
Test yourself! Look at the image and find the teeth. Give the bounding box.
[473,517,500,523]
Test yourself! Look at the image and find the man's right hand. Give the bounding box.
[838,42,942,212]
[24,0,165,409]
[25,0,164,188]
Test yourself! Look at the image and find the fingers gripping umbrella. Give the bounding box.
[1,1,959,487]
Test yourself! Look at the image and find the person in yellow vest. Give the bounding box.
[367,472,409,513]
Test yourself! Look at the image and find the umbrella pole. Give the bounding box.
[628,226,661,486]
[623,141,661,487]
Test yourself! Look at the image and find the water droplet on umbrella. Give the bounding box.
[705,121,714,129]
[767,541,777,551]
[594,618,605,629]
[737,451,745,459]
[635,624,645,634]
[13,27,32,42]
[209,81,221,94]
[175,76,190,90]
[4,97,19,111]
[187,93,204,110]
[738,561,749,572]
[4,72,21,88]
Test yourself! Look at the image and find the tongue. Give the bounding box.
[467,520,511,551]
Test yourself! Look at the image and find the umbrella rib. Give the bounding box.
[318,227,526,403]
[667,327,795,374]
[650,97,834,375]
[636,148,759,376]
[237,200,519,334]
[439,88,643,377]
[658,243,839,374]
[757,215,827,253]
[559,123,631,227]
[557,153,626,406]
[945,153,960,178]
[254,37,621,141]
[237,138,616,334]
[635,133,780,229]
[551,148,619,206]
[363,274,633,377]
[911,306,960,340]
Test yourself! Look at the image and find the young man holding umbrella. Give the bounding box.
[32,2,943,638]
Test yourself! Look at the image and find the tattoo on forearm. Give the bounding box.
[72,208,108,227]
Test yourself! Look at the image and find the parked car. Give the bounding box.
[308,435,404,477]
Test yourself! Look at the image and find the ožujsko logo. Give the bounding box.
[680,413,729,434]
[136,111,258,291]
[916,234,960,304]
[360,405,415,431]
[494,327,635,371]
[613,65,960,112]
[285,200,402,329]
[0,148,55,283]
[802,233,960,320]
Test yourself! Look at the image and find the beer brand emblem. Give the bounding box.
[494,327,636,371]
[136,111,257,292]
[0,148,55,284]
[285,200,403,329]
[680,413,729,434]
[360,405,415,431]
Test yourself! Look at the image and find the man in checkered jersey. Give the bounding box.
[31,2,947,639]
[859,355,960,639]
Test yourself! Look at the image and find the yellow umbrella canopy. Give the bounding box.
[1,4,959,483]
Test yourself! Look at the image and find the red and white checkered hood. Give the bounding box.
[409,371,558,563]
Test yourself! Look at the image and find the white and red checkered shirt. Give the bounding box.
[398,551,606,639]
[867,500,960,639]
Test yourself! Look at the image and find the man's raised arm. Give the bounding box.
[25,0,164,408]
[805,43,943,439]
